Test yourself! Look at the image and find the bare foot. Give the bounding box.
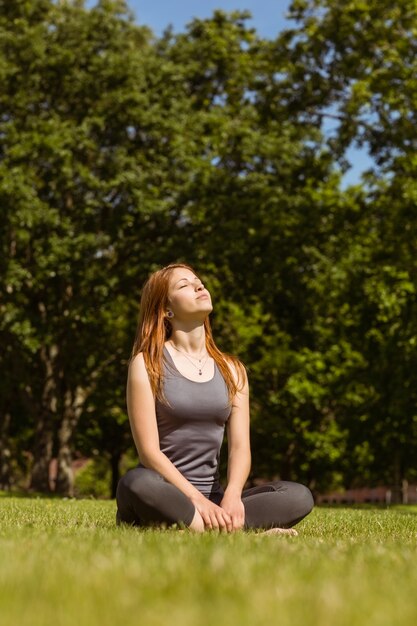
[260,527,298,536]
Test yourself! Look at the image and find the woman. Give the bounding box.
[116,263,314,533]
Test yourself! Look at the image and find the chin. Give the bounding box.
[196,305,212,319]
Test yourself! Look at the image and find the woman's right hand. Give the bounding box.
[191,493,232,532]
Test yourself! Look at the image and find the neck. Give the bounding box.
[169,325,206,354]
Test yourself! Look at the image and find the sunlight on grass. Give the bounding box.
[1,498,417,626]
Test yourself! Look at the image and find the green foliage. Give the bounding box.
[1,0,417,495]
[74,457,111,498]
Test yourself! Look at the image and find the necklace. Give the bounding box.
[169,342,209,376]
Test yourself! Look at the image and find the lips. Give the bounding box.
[197,293,210,300]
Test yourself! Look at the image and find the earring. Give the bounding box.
[166,310,174,319]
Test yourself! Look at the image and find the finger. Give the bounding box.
[199,510,213,530]
[210,512,220,530]
[218,509,232,529]
[219,508,231,525]
[223,511,233,532]
[220,510,232,530]
[208,508,220,529]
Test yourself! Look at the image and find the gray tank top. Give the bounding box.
[155,346,232,496]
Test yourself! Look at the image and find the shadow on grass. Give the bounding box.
[0,490,65,499]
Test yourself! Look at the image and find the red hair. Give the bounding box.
[131,263,245,401]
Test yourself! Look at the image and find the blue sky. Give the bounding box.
[128,0,293,39]
[89,0,373,186]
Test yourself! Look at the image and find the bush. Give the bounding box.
[74,456,111,499]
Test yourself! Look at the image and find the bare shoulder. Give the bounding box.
[128,352,150,383]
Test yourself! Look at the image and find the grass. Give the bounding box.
[1,497,417,626]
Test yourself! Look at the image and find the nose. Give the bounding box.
[195,281,204,291]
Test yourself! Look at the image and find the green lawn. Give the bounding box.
[1,497,416,626]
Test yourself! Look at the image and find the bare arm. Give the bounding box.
[127,353,232,530]
[220,366,251,530]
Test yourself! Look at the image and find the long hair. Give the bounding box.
[130,263,245,402]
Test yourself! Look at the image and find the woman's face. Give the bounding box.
[167,267,212,321]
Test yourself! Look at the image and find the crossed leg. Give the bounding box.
[116,468,314,532]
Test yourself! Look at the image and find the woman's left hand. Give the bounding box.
[220,492,245,531]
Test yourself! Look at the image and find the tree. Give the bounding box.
[275,0,417,491]
[157,11,351,490]
[0,0,155,493]
[3,0,417,497]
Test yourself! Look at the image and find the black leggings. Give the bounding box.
[116,467,314,530]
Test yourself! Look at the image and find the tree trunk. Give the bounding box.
[55,409,74,496]
[30,344,58,493]
[55,385,86,496]
[30,418,55,492]
[0,412,12,490]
